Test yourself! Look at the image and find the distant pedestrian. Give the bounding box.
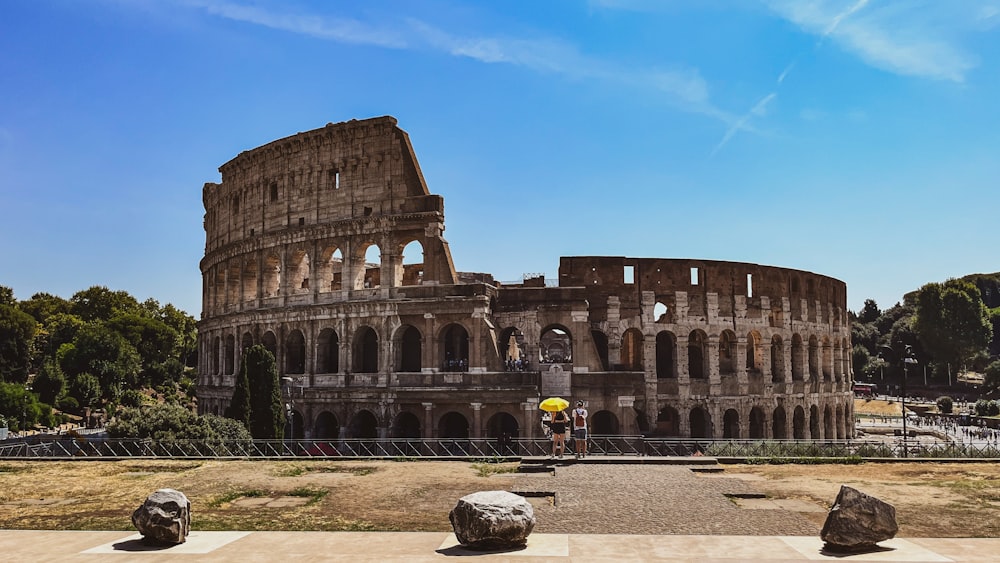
[572,400,588,459]
[549,410,569,458]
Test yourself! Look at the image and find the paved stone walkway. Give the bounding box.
[512,462,819,536]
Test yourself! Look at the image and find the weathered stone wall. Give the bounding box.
[197,117,854,442]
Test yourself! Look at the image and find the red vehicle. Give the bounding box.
[854,383,877,397]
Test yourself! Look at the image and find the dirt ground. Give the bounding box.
[2,460,1000,537]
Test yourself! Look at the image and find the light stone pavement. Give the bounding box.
[510,462,820,536]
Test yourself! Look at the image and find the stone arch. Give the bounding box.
[391,411,422,438]
[318,245,344,292]
[793,405,806,439]
[590,330,609,371]
[688,330,708,379]
[835,404,844,439]
[440,323,469,371]
[591,410,619,435]
[746,330,763,374]
[621,328,644,371]
[772,406,787,439]
[718,330,737,375]
[808,334,820,380]
[285,329,306,374]
[770,335,785,382]
[314,411,339,439]
[352,326,379,373]
[400,239,425,286]
[791,334,804,381]
[655,331,676,379]
[242,258,257,301]
[486,412,520,439]
[439,411,470,439]
[723,409,740,439]
[822,336,833,381]
[317,328,339,373]
[347,409,379,438]
[499,327,525,365]
[288,249,311,293]
[653,301,671,323]
[395,324,422,372]
[540,325,573,364]
[261,331,277,358]
[810,404,820,439]
[354,242,381,290]
[749,406,766,439]
[655,406,680,437]
[689,406,712,438]
[263,253,281,297]
[224,334,236,375]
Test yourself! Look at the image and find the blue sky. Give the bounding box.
[2,0,998,317]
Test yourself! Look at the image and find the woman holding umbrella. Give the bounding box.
[540,397,570,459]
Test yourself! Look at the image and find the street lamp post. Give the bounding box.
[879,345,917,457]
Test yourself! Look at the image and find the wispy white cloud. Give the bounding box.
[764,0,982,82]
[711,92,777,157]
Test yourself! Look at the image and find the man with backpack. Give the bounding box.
[572,400,588,459]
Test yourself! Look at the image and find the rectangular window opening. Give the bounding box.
[624,265,635,285]
[334,170,340,190]
[298,217,305,226]
[747,273,753,297]
[690,267,699,286]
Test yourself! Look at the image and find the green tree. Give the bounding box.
[69,286,140,322]
[225,351,252,430]
[32,358,66,405]
[106,313,179,378]
[244,345,283,439]
[0,381,52,431]
[0,304,38,383]
[857,298,881,324]
[19,292,72,324]
[0,286,14,307]
[936,396,954,414]
[60,324,141,402]
[914,280,992,370]
[984,360,1000,393]
[108,403,251,442]
[69,373,101,408]
[45,313,85,354]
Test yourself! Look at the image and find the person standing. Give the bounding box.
[572,400,588,459]
[549,409,569,458]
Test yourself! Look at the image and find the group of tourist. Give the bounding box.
[542,401,589,459]
[504,358,531,371]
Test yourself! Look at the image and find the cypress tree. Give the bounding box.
[244,345,284,439]
[225,349,252,430]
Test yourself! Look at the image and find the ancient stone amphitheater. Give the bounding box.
[198,116,854,441]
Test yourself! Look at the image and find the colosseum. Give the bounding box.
[197,116,854,442]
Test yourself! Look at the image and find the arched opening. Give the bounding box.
[261,331,277,359]
[718,330,736,375]
[317,328,339,373]
[822,337,833,382]
[749,407,765,439]
[397,325,422,372]
[241,332,253,354]
[314,411,339,439]
[441,324,469,371]
[540,326,572,364]
[285,329,306,374]
[348,409,379,438]
[808,335,820,380]
[810,404,820,439]
[793,405,805,439]
[655,406,680,437]
[591,410,619,435]
[439,412,470,439]
[242,259,257,302]
[319,246,344,292]
[723,409,740,439]
[791,334,804,381]
[400,240,424,286]
[621,328,644,371]
[770,335,784,382]
[772,406,787,439]
[688,330,707,379]
[655,331,676,379]
[356,243,381,289]
[653,301,671,323]
[824,405,834,439]
[284,409,304,439]
[224,334,235,375]
[690,407,711,438]
[263,254,281,297]
[353,326,379,373]
[486,412,520,439]
[391,411,422,438]
[747,331,762,374]
[289,250,311,293]
[500,327,526,370]
[212,336,221,375]
[591,330,609,371]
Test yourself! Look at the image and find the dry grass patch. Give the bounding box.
[854,399,903,417]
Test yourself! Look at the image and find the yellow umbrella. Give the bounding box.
[539,397,569,412]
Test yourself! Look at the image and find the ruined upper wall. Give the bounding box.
[558,256,848,322]
[202,116,441,252]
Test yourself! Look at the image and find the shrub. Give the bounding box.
[936,396,954,414]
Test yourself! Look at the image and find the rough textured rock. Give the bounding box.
[131,489,191,545]
[821,485,898,552]
[449,490,535,550]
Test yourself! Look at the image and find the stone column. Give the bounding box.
[471,403,483,438]
[422,402,434,439]
[735,337,748,394]
[618,396,636,435]
[522,400,539,439]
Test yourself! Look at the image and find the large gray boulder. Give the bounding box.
[131,488,191,545]
[449,491,535,550]
[821,485,898,552]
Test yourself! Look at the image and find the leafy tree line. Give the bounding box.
[852,273,998,392]
[0,285,197,431]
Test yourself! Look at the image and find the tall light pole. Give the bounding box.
[883,345,917,457]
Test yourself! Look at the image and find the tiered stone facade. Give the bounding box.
[198,116,854,441]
